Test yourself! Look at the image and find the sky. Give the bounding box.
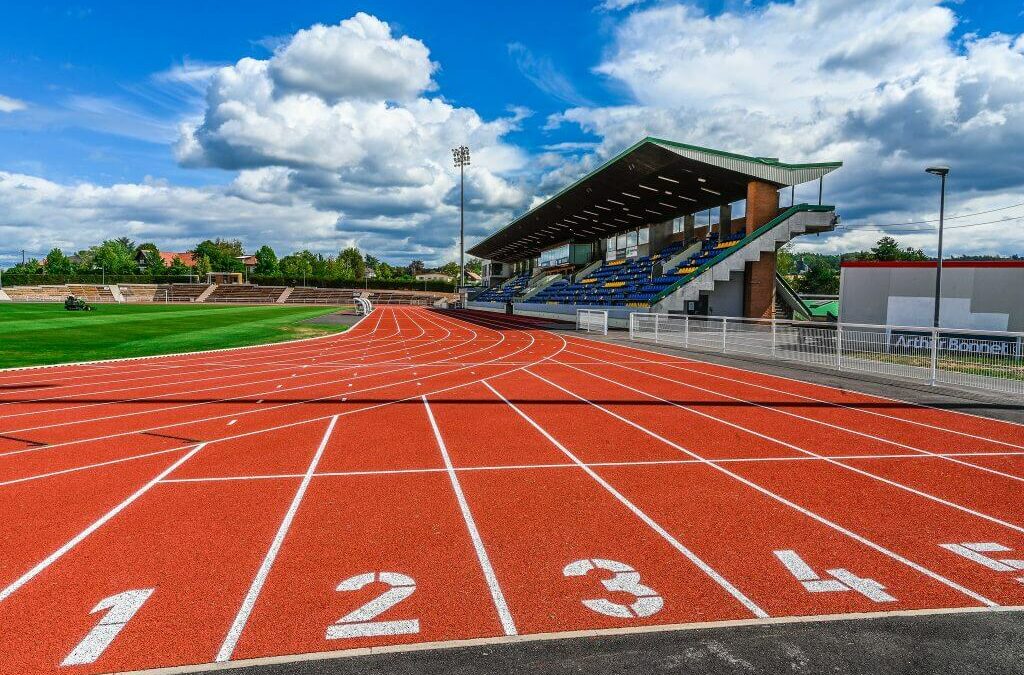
[1,0,1023,267]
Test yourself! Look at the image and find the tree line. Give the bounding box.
[4,237,483,283]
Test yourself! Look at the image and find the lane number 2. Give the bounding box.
[774,550,895,603]
[563,558,664,619]
[62,588,154,667]
[326,572,420,639]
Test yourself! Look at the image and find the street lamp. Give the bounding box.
[94,264,105,286]
[925,166,949,328]
[452,145,470,289]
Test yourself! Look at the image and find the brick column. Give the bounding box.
[744,181,780,318]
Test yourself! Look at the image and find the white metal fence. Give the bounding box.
[577,309,609,336]
[629,313,1024,397]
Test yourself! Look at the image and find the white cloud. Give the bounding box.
[549,0,1024,256]
[2,13,531,266]
[597,0,645,11]
[0,95,27,113]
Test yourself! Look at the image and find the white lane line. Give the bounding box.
[153,450,1024,485]
[556,360,1024,536]
[523,368,998,608]
[227,420,237,426]
[216,415,339,662]
[567,336,1024,443]
[0,443,207,604]
[562,347,1024,484]
[422,395,518,636]
[481,380,769,619]
[0,447,185,487]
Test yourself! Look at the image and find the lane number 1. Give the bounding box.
[62,589,154,667]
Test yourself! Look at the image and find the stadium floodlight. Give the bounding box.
[926,165,950,328]
[452,145,471,289]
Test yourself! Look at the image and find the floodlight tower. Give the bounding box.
[452,145,470,288]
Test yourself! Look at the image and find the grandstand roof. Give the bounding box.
[468,137,842,262]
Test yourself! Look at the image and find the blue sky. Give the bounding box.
[1,1,1023,265]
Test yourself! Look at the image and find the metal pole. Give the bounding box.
[930,326,938,386]
[817,178,823,205]
[460,161,465,289]
[933,173,946,329]
[836,322,843,371]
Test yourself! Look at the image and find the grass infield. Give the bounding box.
[0,303,353,368]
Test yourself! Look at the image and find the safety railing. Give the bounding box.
[629,313,1024,397]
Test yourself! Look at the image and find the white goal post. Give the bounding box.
[576,309,608,335]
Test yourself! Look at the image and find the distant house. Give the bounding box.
[135,250,196,268]
[236,255,257,274]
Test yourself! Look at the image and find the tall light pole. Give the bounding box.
[452,145,470,289]
[925,166,949,328]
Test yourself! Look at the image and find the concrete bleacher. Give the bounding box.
[3,285,74,302]
[285,287,358,304]
[205,284,288,304]
[168,284,213,302]
[119,284,173,302]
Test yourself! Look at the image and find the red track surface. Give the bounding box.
[1,306,1023,673]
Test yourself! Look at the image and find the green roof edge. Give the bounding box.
[470,137,842,258]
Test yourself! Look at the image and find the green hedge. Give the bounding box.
[249,276,456,292]
[0,273,457,293]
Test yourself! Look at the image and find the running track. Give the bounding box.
[1,306,1023,673]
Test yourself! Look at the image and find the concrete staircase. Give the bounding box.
[108,285,125,303]
[275,286,294,303]
[195,284,217,302]
[654,206,837,313]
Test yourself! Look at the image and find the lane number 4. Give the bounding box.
[774,550,896,603]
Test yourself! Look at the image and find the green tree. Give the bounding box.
[439,261,460,278]
[8,259,43,275]
[407,260,425,276]
[254,245,280,276]
[776,244,796,277]
[142,249,167,274]
[280,253,314,279]
[466,258,483,276]
[167,256,191,275]
[338,247,365,280]
[794,257,840,295]
[90,239,137,274]
[43,248,75,275]
[375,262,394,280]
[869,236,928,261]
[192,239,244,272]
[194,254,212,277]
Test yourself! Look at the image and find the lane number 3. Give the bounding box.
[563,558,664,619]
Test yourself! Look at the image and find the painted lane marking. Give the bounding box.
[423,396,518,636]
[481,380,768,619]
[327,572,419,640]
[62,588,154,666]
[941,542,1024,573]
[774,550,896,602]
[0,444,206,604]
[563,559,663,619]
[216,415,340,662]
[227,420,237,426]
[522,368,997,608]
[554,361,1024,537]
[560,347,1024,485]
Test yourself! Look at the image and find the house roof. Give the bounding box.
[159,251,195,267]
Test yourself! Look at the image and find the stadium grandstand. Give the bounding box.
[467,137,841,325]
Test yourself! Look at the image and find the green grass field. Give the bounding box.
[0,303,354,368]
